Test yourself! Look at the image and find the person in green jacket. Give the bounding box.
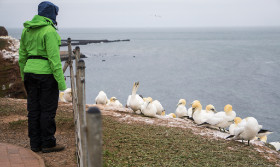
[19,1,66,153]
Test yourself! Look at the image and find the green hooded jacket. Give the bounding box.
[19,15,66,91]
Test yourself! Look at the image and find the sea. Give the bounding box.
[8,27,280,142]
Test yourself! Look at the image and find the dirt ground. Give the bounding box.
[0,98,76,167]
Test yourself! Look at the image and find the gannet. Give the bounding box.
[229,117,242,135]
[258,135,267,143]
[107,97,123,107]
[128,82,144,113]
[192,102,216,124]
[63,88,72,102]
[165,113,176,118]
[175,99,188,118]
[187,100,200,119]
[95,91,108,105]
[140,97,157,117]
[59,92,66,102]
[152,100,165,115]
[269,142,280,151]
[201,104,236,131]
[226,117,262,145]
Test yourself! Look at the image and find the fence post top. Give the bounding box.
[77,60,85,69]
[87,107,101,114]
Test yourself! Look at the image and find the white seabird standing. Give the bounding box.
[226,117,262,145]
[128,82,144,114]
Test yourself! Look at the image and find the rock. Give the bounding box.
[0,26,8,36]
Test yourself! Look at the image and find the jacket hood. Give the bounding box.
[23,15,56,29]
[38,1,59,25]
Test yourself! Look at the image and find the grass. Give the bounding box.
[9,119,27,129]
[102,116,275,166]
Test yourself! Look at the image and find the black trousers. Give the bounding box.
[24,73,59,148]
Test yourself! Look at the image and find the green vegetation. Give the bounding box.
[102,116,274,166]
[9,119,27,129]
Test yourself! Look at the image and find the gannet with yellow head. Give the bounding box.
[229,117,242,135]
[166,113,176,118]
[192,102,216,124]
[107,97,123,107]
[175,99,188,118]
[140,96,157,117]
[187,100,200,119]
[201,104,236,131]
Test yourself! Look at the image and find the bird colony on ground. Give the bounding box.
[59,82,279,150]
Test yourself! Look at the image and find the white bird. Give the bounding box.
[201,104,236,132]
[95,91,108,105]
[59,92,66,102]
[60,88,72,102]
[128,81,144,113]
[192,102,216,125]
[269,142,280,151]
[254,135,268,143]
[164,113,176,118]
[175,99,188,118]
[152,100,165,115]
[140,97,157,117]
[107,97,123,107]
[187,100,200,119]
[226,117,263,145]
[229,117,242,135]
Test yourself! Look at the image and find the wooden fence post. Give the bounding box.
[62,38,72,73]
[86,107,102,167]
[66,38,82,167]
[77,59,87,166]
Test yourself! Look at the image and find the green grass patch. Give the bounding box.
[102,116,275,166]
[9,119,27,129]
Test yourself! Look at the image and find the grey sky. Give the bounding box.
[1,0,280,28]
